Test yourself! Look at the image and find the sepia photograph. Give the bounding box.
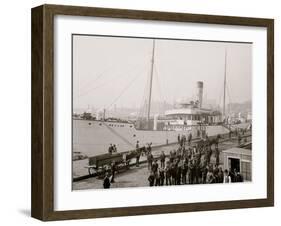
[30,4,274,220]
[72,34,252,190]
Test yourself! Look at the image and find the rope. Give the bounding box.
[137,69,150,119]
[74,61,144,101]
[73,69,108,101]
[75,63,110,97]
[154,63,165,105]
[105,67,146,110]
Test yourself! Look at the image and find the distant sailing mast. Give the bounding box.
[223,49,227,120]
[146,39,156,122]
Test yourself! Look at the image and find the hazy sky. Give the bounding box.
[73,35,252,110]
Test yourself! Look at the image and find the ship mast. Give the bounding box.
[223,49,227,119]
[147,39,155,122]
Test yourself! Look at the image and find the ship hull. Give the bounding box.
[73,119,230,157]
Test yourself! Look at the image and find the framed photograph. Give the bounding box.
[31,4,274,221]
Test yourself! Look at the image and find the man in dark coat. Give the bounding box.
[155,170,161,186]
[213,164,219,183]
[159,167,165,186]
[147,143,152,153]
[151,160,159,175]
[194,160,200,184]
[113,144,117,153]
[217,167,224,183]
[103,172,111,189]
[206,146,212,166]
[165,162,172,185]
[160,151,166,168]
[235,172,244,182]
[188,161,195,184]
[228,168,235,182]
[110,161,116,183]
[170,162,177,185]
[201,165,208,184]
[181,160,188,184]
[108,144,113,154]
[147,151,153,170]
[135,141,141,167]
[148,171,155,186]
[176,163,182,185]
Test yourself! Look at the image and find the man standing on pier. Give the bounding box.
[181,160,188,184]
[147,151,153,170]
[103,172,111,189]
[111,161,116,183]
[113,144,117,153]
[108,144,113,154]
[147,142,152,153]
[151,160,159,175]
[159,168,165,186]
[165,162,172,185]
[160,151,166,168]
[148,171,155,186]
[135,141,141,167]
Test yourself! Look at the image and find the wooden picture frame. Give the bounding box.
[31,4,274,221]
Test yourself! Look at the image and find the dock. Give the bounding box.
[73,133,251,190]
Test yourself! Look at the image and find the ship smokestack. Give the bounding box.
[197,81,203,108]
[153,114,159,131]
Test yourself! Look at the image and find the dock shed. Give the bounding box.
[222,147,252,181]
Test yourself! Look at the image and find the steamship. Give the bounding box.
[73,40,233,157]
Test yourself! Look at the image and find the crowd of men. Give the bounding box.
[146,133,243,187]
[103,130,246,188]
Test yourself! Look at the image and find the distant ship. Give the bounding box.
[73,40,239,157]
